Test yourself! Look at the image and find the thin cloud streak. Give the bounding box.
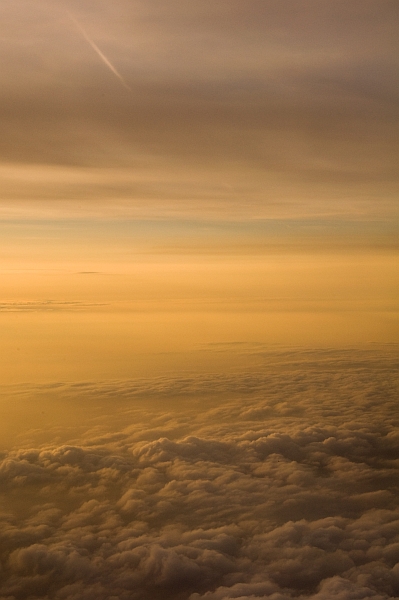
[66,10,131,91]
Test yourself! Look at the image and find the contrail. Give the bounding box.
[67,11,131,90]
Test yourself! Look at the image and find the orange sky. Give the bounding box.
[0,0,397,384]
[0,6,398,599]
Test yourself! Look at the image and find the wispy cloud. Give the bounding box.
[66,10,131,90]
[0,301,107,312]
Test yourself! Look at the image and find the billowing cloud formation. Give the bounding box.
[0,349,398,599]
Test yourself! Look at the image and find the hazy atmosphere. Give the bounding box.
[0,1,398,599]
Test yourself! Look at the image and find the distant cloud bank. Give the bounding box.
[0,350,398,599]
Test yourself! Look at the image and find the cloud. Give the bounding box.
[0,1,396,220]
[0,349,398,599]
[66,9,131,90]
[0,301,107,312]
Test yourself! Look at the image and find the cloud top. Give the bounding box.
[0,349,398,599]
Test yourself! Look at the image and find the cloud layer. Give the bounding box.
[0,0,397,219]
[0,349,398,599]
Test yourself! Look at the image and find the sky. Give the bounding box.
[0,1,398,599]
[0,0,397,383]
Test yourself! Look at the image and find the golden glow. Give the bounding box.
[0,244,397,384]
[0,4,398,598]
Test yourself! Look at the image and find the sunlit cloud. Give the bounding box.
[0,2,397,598]
[0,350,398,599]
